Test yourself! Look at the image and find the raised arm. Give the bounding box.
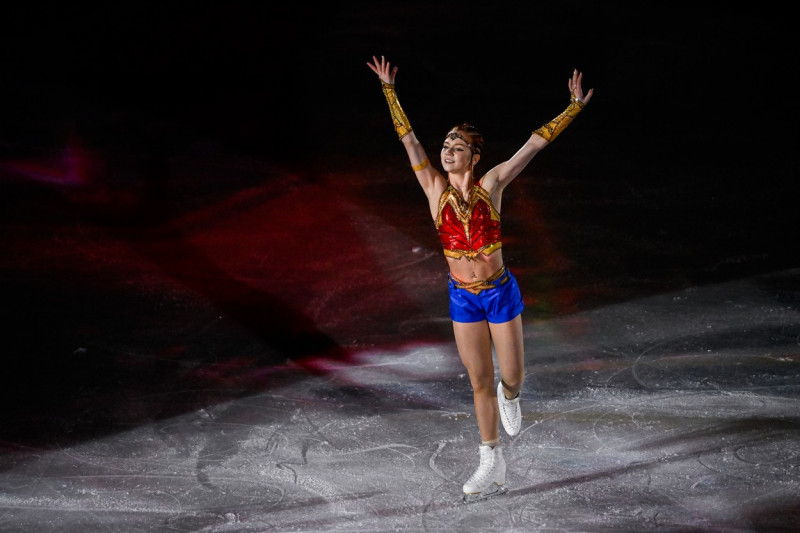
[482,69,594,193]
[367,55,446,207]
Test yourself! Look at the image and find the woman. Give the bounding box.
[367,55,593,501]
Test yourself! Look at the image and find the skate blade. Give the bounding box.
[462,484,508,504]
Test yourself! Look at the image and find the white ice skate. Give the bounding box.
[462,444,507,503]
[497,381,521,436]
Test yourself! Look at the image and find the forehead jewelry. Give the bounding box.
[446,131,478,153]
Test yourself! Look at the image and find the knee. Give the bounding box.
[469,376,495,398]
[500,373,524,396]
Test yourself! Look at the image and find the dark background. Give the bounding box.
[4,3,796,247]
[0,2,797,447]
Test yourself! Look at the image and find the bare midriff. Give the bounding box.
[446,251,504,283]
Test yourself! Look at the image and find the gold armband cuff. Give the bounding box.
[533,95,586,143]
[381,82,413,140]
[411,158,430,172]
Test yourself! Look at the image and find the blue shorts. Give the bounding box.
[448,266,524,324]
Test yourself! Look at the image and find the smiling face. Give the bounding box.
[441,130,477,173]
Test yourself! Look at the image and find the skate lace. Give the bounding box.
[466,450,496,484]
[499,390,520,426]
[500,397,518,416]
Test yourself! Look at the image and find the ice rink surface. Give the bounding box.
[1,3,798,531]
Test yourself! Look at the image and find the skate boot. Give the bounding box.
[462,444,507,503]
[497,381,521,436]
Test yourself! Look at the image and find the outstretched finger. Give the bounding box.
[368,56,380,71]
[569,69,578,88]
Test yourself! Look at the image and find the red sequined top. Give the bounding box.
[435,182,502,260]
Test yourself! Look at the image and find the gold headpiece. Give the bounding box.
[446,131,480,153]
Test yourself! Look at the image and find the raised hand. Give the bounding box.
[568,69,594,105]
[367,55,398,85]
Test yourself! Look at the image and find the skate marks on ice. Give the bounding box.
[0,346,488,531]
[496,269,800,528]
[0,270,798,531]
[0,397,408,531]
[0,401,515,530]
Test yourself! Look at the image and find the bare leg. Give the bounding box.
[453,320,498,443]
[489,314,524,399]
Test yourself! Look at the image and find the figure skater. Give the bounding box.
[367,55,593,501]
